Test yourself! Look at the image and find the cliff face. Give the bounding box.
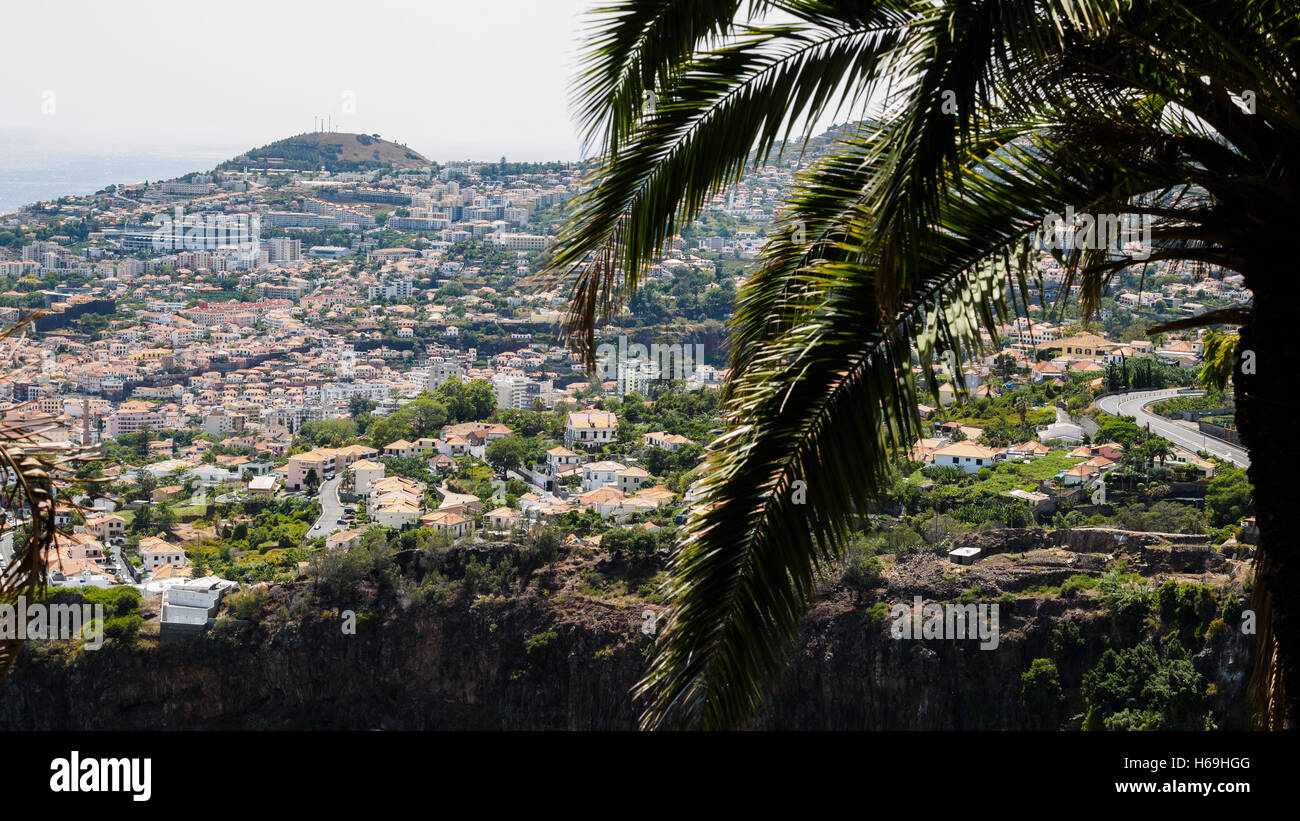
[767,595,1253,730]
[0,528,1255,730]
[1,589,641,730]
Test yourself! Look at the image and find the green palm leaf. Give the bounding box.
[558,0,1300,730]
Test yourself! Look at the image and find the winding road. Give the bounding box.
[306,476,345,540]
[1094,388,1250,468]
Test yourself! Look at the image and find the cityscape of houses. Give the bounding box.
[0,130,1238,641]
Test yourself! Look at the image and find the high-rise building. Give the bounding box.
[265,237,302,264]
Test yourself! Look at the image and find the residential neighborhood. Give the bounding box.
[0,121,1253,740]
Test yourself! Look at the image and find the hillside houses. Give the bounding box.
[565,409,618,449]
[369,475,427,528]
[931,442,1003,474]
[580,460,652,493]
[643,431,693,451]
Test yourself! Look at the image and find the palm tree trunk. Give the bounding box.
[1236,270,1300,729]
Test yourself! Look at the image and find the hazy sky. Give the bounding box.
[1,0,596,162]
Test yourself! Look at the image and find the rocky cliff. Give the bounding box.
[0,528,1255,730]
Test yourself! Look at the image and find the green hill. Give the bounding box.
[218,132,430,173]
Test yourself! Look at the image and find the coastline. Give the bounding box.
[0,144,230,217]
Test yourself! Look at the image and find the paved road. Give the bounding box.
[307,476,345,540]
[1095,388,1250,467]
[110,540,140,584]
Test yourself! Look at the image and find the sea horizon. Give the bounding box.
[0,135,236,217]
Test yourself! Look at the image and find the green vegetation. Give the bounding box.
[601,527,671,556]
[525,631,559,655]
[1156,581,1218,648]
[192,496,323,583]
[365,382,495,449]
[1102,357,1198,392]
[1097,564,1152,641]
[1148,389,1232,418]
[842,548,885,594]
[218,132,428,174]
[1205,465,1253,528]
[1081,644,1213,731]
[1021,659,1065,730]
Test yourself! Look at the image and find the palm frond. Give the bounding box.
[636,107,1193,727]
[556,14,909,365]
[561,0,1300,729]
[573,0,756,155]
[0,318,101,679]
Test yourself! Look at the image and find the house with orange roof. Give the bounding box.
[138,536,187,572]
[1095,442,1125,460]
[350,460,385,496]
[85,512,126,543]
[42,548,112,585]
[327,528,365,550]
[152,562,194,581]
[1062,463,1099,486]
[483,506,522,534]
[565,409,618,449]
[618,465,652,494]
[1007,440,1051,458]
[1041,332,1116,360]
[633,486,676,506]
[574,486,627,518]
[932,441,1003,474]
[420,508,473,539]
[643,431,693,451]
[546,445,584,473]
[383,438,420,459]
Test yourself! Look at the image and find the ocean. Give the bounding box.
[0,138,232,216]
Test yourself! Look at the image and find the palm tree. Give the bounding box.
[550,0,1299,729]
[1014,395,1031,425]
[1146,438,1172,469]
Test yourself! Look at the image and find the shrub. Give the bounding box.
[1081,644,1211,731]
[525,630,558,655]
[79,586,141,617]
[1050,619,1085,662]
[1219,592,1244,624]
[1098,566,1152,640]
[103,614,143,645]
[1058,574,1097,599]
[226,587,269,622]
[1205,618,1227,643]
[864,601,890,629]
[843,555,884,593]
[1020,658,1064,730]
[1156,580,1218,648]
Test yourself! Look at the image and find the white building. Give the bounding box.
[565,410,618,449]
[931,442,1002,474]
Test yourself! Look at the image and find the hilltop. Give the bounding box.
[216,132,430,174]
